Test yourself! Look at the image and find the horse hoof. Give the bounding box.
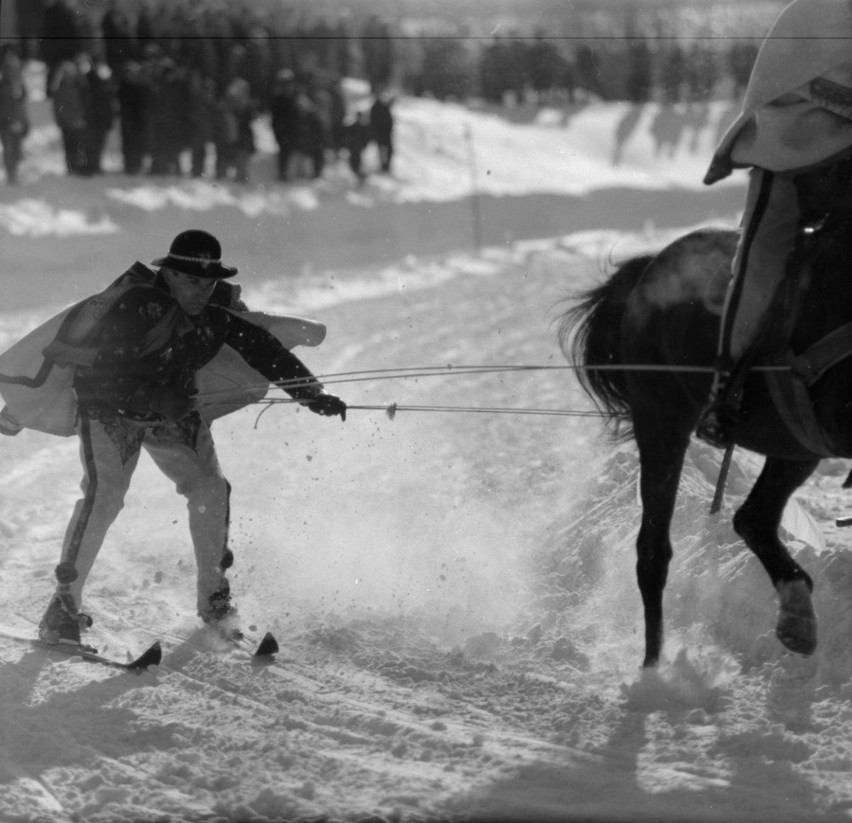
[776,579,817,656]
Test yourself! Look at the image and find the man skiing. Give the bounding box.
[698,0,852,446]
[27,229,346,644]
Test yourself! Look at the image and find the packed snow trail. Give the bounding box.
[4,246,852,822]
[3,88,852,822]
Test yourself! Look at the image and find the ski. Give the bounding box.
[32,637,162,672]
[0,625,162,673]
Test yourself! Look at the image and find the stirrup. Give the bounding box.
[696,387,739,448]
[696,407,733,448]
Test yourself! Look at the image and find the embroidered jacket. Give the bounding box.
[73,274,320,418]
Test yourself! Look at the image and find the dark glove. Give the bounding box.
[148,387,197,420]
[305,391,347,421]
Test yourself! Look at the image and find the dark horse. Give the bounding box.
[558,162,852,668]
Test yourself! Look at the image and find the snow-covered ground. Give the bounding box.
[3,73,852,823]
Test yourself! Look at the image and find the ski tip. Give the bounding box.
[253,632,279,658]
[129,640,163,670]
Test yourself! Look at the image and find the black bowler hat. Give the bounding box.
[151,229,238,279]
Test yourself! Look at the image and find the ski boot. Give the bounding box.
[201,581,241,637]
[38,592,93,645]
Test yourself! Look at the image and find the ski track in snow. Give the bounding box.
[2,79,852,823]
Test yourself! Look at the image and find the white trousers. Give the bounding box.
[56,410,231,618]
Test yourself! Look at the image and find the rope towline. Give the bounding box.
[196,362,793,403]
[251,397,608,420]
[195,361,792,424]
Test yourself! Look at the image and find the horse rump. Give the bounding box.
[557,254,653,438]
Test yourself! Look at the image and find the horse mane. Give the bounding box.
[558,254,654,440]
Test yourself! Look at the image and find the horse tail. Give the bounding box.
[557,254,654,438]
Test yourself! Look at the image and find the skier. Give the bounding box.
[698,0,852,446]
[25,229,346,644]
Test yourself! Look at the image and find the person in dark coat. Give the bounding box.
[82,56,117,175]
[294,92,326,179]
[51,58,90,175]
[187,71,218,178]
[40,0,88,96]
[269,69,300,181]
[116,60,152,174]
[343,109,371,184]
[214,78,257,183]
[0,47,29,185]
[148,57,189,176]
[369,91,395,173]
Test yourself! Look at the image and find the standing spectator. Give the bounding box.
[215,78,257,184]
[51,58,90,175]
[187,71,218,178]
[343,109,371,184]
[83,56,117,175]
[326,74,347,158]
[41,0,89,96]
[116,61,151,174]
[528,31,564,105]
[269,69,300,181]
[244,24,273,108]
[0,46,29,185]
[310,75,336,159]
[183,8,220,88]
[148,57,188,176]
[370,90,394,174]
[293,91,326,179]
[575,42,603,102]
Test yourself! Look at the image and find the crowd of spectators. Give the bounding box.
[6,0,397,184]
[0,0,766,186]
[417,31,758,107]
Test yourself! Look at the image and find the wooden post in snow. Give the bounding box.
[464,124,483,252]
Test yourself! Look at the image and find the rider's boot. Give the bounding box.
[696,354,741,448]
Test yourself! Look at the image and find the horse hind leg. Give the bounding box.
[633,420,692,667]
[733,456,820,656]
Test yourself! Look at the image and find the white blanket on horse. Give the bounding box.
[706,0,852,184]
